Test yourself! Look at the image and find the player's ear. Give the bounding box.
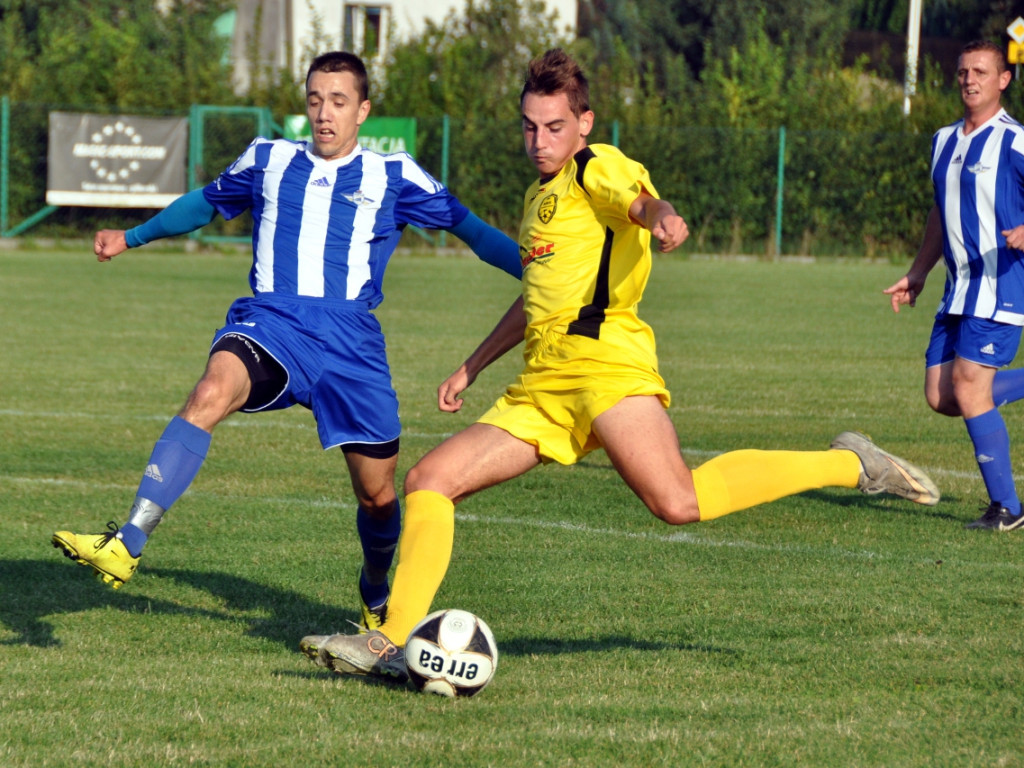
[579,110,594,137]
[357,99,371,126]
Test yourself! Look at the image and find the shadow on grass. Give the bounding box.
[0,560,731,660]
[0,559,357,649]
[799,489,967,521]
[497,635,737,658]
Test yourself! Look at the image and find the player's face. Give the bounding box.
[305,70,370,161]
[521,91,593,177]
[957,50,1010,118]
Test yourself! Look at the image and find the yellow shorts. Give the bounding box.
[478,330,670,465]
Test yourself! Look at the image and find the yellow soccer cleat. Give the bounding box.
[357,568,389,630]
[360,595,388,631]
[52,521,140,589]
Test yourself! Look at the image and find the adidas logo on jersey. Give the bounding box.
[952,154,963,165]
[310,176,331,187]
[144,464,164,482]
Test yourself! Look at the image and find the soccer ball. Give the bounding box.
[404,609,498,697]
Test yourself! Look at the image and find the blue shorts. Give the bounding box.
[211,294,400,450]
[925,314,1023,369]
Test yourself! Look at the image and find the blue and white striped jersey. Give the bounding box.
[203,137,468,308]
[932,108,1024,325]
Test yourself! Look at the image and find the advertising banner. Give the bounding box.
[46,112,188,207]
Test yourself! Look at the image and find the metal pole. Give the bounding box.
[1,96,8,235]
[775,125,785,257]
[903,0,923,115]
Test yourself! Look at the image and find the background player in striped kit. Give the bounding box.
[885,40,1024,531]
[51,52,523,628]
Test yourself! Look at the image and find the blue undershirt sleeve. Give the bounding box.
[124,189,218,248]
[446,211,522,279]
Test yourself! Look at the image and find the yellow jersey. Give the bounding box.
[518,143,658,356]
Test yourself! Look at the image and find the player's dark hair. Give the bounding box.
[520,48,590,117]
[960,39,1008,73]
[306,51,369,101]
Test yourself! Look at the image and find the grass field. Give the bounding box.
[1,246,1021,767]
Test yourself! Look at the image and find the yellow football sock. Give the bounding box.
[692,448,861,521]
[379,489,455,646]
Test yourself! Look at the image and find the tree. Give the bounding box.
[376,0,569,120]
[0,0,237,108]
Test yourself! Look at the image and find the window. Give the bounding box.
[343,4,388,59]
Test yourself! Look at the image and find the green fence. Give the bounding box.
[0,96,934,257]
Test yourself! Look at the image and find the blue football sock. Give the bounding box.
[965,409,1021,515]
[136,416,212,512]
[357,503,401,607]
[117,522,148,558]
[992,369,1024,408]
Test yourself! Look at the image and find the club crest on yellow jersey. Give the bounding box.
[537,193,557,224]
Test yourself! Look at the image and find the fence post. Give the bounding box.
[775,125,786,258]
[1,95,8,235]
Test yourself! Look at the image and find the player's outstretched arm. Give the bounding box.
[438,295,526,412]
[94,189,218,263]
[884,205,943,313]
[446,211,523,279]
[629,193,689,253]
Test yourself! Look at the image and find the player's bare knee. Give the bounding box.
[359,495,399,519]
[179,380,238,428]
[404,459,459,499]
[648,496,700,526]
[925,390,960,417]
[189,377,230,408]
[404,461,438,495]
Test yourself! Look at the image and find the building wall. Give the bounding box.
[227,0,577,92]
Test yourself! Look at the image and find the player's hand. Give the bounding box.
[94,229,128,262]
[1002,224,1024,250]
[883,275,917,313]
[651,214,689,253]
[438,365,474,413]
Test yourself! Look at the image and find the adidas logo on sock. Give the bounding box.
[144,464,164,482]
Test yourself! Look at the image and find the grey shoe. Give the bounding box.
[298,634,334,668]
[320,630,408,683]
[831,431,940,506]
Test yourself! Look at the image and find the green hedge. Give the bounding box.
[3,102,935,257]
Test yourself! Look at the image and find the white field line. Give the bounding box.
[0,408,972,479]
[0,408,992,566]
[3,473,1016,572]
